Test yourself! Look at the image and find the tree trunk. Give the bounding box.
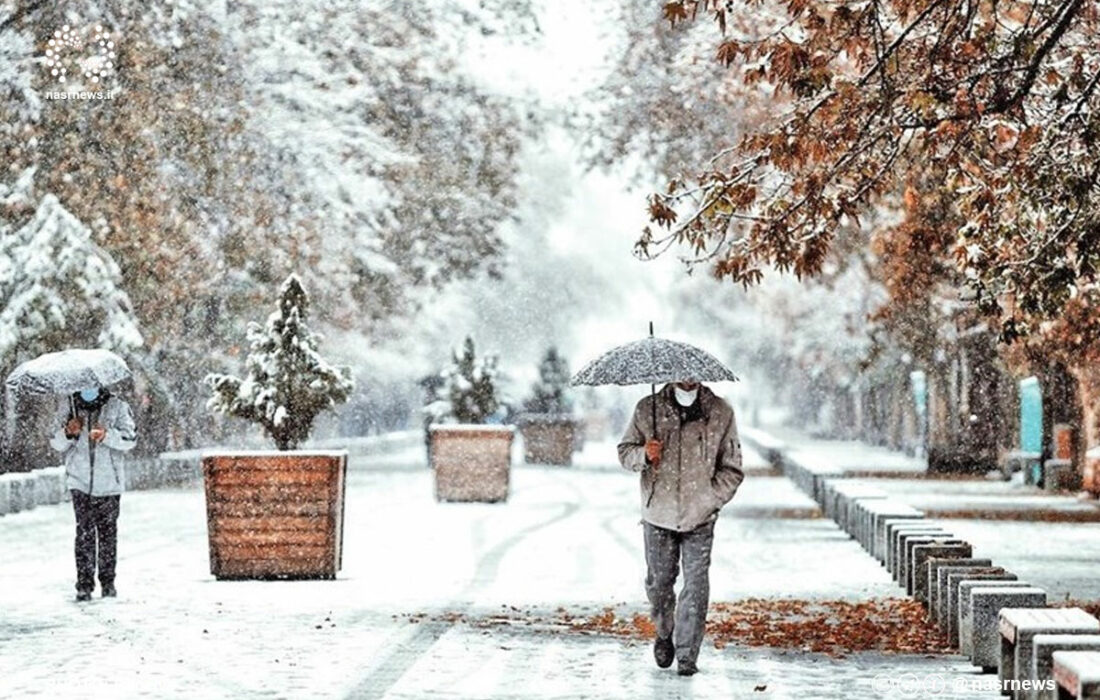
[961,331,1004,471]
[1039,361,1084,480]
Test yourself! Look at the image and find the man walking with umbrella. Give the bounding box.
[618,379,744,675]
[50,386,137,601]
[572,326,745,676]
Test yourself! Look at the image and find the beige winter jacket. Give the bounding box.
[618,384,745,532]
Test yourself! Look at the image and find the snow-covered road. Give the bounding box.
[1,444,986,698]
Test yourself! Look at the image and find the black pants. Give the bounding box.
[71,490,121,593]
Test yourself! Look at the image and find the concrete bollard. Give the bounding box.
[0,475,11,516]
[902,537,963,592]
[853,499,895,548]
[998,608,1100,700]
[929,560,993,623]
[968,587,1047,671]
[894,531,952,582]
[940,567,1009,634]
[876,515,927,563]
[5,473,38,514]
[886,522,945,574]
[910,544,973,601]
[1051,651,1100,700]
[960,581,1035,657]
[1032,634,1100,700]
[124,459,147,491]
[840,491,887,538]
[34,467,66,505]
[860,502,922,556]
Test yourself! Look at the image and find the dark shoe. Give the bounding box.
[102,585,117,598]
[75,591,92,603]
[677,659,698,677]
[653,637,674,668]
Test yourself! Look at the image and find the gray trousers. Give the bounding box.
[643,519,716,663]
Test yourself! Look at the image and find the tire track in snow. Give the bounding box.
[345,468,587,699]
[599,512,640,560]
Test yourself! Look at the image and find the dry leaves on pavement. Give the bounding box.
[408,598,953,657]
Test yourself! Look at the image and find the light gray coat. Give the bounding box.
[49,395,137,496]
[618,384,744,532]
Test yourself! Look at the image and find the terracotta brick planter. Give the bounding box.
[517,415,576,466]
[201,450,347,580]
[430,425,513,502]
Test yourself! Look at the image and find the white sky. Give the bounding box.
[440,0,701,382]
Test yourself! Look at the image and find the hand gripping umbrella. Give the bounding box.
[570,323,738,436]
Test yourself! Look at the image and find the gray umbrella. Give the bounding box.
[4,349,132,441]
[571,323,738,434]
[6,348,131,397]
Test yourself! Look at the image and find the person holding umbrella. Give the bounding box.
[6,348,137,603]
[573,326,744,676]
[50,385,137,601]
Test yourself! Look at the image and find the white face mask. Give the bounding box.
[674,386,698,407]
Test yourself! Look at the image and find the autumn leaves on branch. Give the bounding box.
[642,0,1100,343]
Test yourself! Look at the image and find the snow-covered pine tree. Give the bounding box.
[427,336,502,425]
[524,347,571,415]
[205,274,354,450]
[0,193,143,369]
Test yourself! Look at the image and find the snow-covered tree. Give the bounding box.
[427,337,504,425]
[524,347,572,415]
[226,0,535,323]
[0,193,142,369]
[205,274,354,451]
[0,18,40,156]
[585,0,769,182]
[1,0,538,449]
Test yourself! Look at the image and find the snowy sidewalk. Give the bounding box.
[751,425,1100,600]
[2,442,989,699]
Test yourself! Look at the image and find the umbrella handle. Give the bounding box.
[649,322,656,437]
[650,382,657,438]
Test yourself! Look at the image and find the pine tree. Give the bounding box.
[427,336,502,425]
[524,347,572,415]
[205,274,354,450]
[0,194,143,369]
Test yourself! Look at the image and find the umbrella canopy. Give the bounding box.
[571,336,738,387]
[571,325,737,437]
[5,348,131,397]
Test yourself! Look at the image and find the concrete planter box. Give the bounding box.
[0,472,38,515]
[517,415,576,466]
[0,476,11,516]
[430,425,513,502]
[201,450,348,580]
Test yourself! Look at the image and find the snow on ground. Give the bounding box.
[770,431,1100,601]
[943,520,1100,601]
[0,439,1029,698]
[762,426,927,476]
[841,475,1100,518]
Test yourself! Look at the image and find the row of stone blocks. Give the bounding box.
[0,457,199,518]
[818,478,1100,699]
